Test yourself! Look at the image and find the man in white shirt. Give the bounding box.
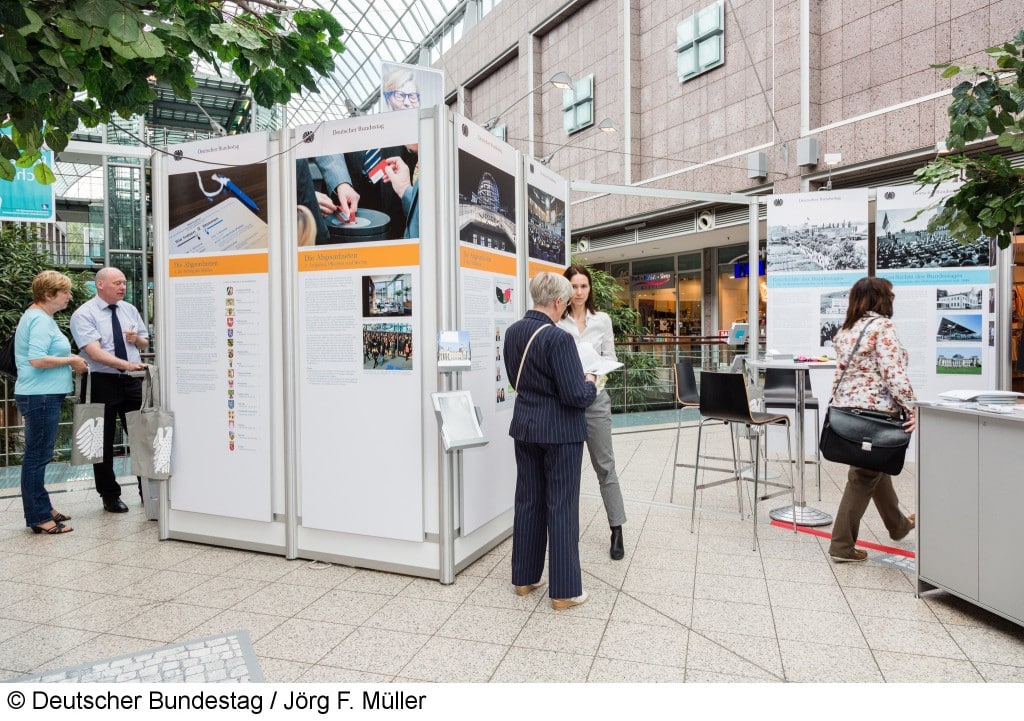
[70,268,148,513]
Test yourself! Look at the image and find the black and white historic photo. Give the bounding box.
[935,287,983,311]
[876,210,988,269]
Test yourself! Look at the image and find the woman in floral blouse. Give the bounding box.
[828,277,916,562]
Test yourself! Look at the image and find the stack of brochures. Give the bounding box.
[938,389,1024,404]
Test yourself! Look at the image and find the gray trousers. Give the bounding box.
[829,465,912,556]
[586,391,626,527]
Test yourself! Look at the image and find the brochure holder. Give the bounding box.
[432,391,488,451]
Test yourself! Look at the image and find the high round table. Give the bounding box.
[744,358,836,527]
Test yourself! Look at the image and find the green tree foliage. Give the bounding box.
[0,224,92,465]
[0,224,91,340]
[914,29,1024,249]
[0,0,345,183]
[580,262,660,413]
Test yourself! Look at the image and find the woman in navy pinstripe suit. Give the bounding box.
[503,273,598,610]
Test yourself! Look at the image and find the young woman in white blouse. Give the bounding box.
[557,265,626,560]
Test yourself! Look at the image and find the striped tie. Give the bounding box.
[363,149,387,183]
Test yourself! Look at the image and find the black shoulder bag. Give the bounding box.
[818,318,912,475]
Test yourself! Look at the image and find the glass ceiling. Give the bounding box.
[53,0,466,198]
[286,0,462,126]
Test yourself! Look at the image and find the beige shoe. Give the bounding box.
[514,582,544,596]
[551,591,589,610]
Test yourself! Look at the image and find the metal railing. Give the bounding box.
[0,376,133,490]
[606,335,765,415]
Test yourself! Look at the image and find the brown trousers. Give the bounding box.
[829,465,913,556]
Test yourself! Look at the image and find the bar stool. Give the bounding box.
[691,371,797,549]
[762,368,822,500]
[669,360,704,504]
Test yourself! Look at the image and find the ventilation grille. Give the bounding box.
[581,200,767,252]
[638,216,695,240]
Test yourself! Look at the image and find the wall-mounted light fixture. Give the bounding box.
[539,118,617,165]
[482,72,574,130]
[747,151,767,179]
[796,136,819,167]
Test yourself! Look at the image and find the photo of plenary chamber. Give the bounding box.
[362,274,412,317]
[876,209,989,269]
[527,184,566,264]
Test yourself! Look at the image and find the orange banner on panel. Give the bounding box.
[528,260,567,278]
[460,245,516,275]
[168,252,268,277]
[298,243,420,272]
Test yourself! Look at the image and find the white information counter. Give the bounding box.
[916,403,1024,627]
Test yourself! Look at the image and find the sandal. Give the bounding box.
[51,510,72,523]
[31,521,73,534]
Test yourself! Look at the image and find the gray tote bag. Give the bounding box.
[125,366,174,480]
[71,372,105,466]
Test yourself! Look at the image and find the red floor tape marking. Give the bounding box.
[769,519,916,558]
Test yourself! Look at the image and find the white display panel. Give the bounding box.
[161,133,274,521]
[766,189,870,355]
[525,158,569,275]
[455,115,520,535]
[293,111,424,541]
[875,184,998,400]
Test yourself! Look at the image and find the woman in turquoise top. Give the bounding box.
[14,271,88,534]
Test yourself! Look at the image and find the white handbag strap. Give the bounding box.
[135,366,159,410]
[75,371,93,404]
[515,325,548,391]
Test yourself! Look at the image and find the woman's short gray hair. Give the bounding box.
[530,272,572,307]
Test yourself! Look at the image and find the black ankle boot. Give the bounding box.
[610,525,624,560]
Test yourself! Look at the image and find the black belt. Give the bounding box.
[91,372,140,381]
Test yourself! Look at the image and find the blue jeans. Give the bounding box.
[15,393,64,527]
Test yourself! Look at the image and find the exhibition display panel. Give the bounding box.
[150,107,569,581]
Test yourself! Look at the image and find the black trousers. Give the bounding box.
[81,373,143,499]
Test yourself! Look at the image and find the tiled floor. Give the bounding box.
[2,421,1023,683]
